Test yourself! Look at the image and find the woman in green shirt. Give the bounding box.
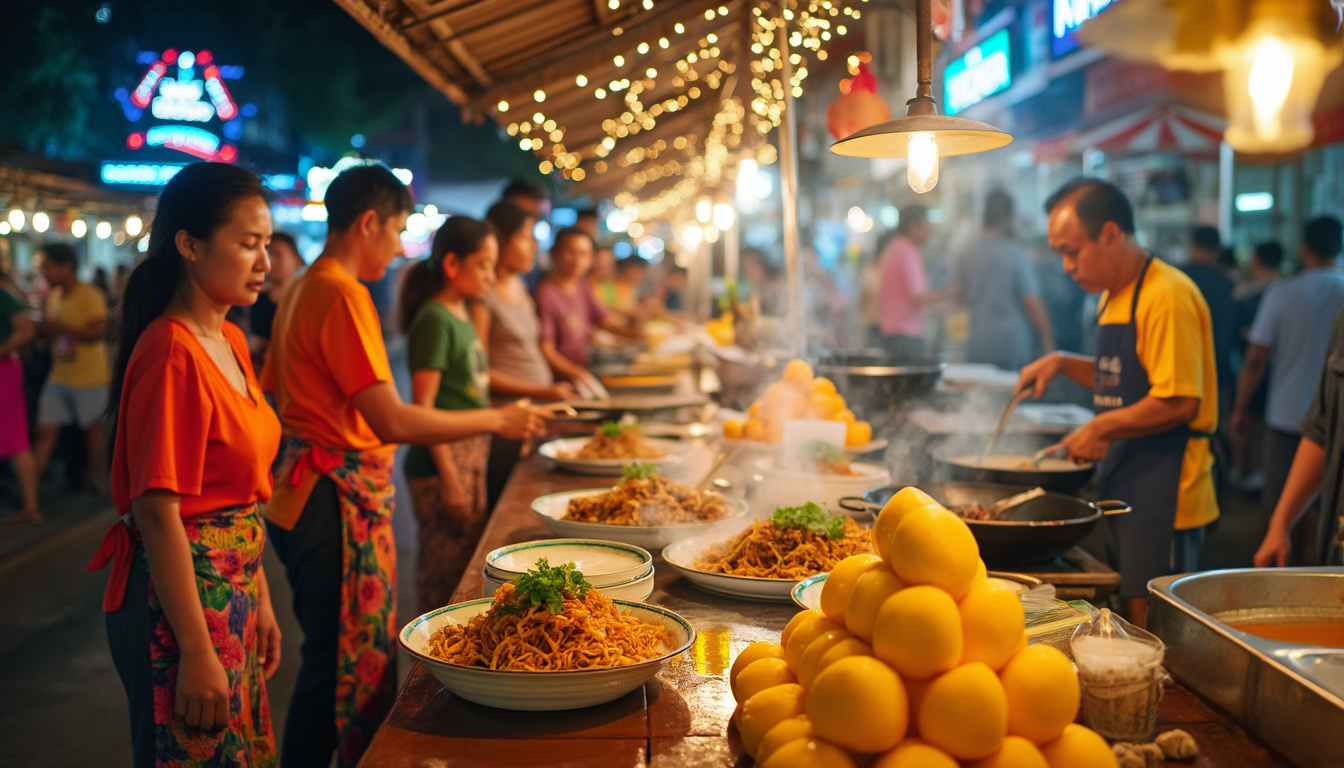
[396,216,518,611]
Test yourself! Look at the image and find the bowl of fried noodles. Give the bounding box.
[530,464,750,549]
[538,423,685,476]
[661,502,876,601]
[400,560,695,710]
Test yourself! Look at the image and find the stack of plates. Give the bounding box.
[482,538,655,602]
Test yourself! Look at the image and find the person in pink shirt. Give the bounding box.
[877,205,934,358]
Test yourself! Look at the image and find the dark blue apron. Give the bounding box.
[1094,256,1205,598]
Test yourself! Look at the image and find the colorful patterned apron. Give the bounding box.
[89,504,276,768]
[273,438,397,768]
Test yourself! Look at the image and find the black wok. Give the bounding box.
[935,451,1095,493]
[811,353,944,411]
[839,482,1129,567]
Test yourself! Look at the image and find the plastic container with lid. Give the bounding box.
[1070,608,1167,741]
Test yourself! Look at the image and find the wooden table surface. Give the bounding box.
[358,451,1290,768]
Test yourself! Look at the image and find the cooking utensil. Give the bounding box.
[1032,442,1065,466]
[981,389,1033,463]
[991,486,1046,519]
[695,445,744,491]
[841,482,1129,566]
[936,450,1095,493]
[811,353,944,419]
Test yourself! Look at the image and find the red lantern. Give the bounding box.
[826,64,891,141]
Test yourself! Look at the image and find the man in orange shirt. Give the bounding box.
[262,164,545,768]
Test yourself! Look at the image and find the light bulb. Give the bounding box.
[32,212,49,233]
[96,221,112,239]
[7,209,24,231]
[695,198,712,223]
[125,214,143,236]
[683,223,704,248]
[72,219,87,238]
[1247,35,1293,143]
[907,132,939,194]
[712,203,735,230]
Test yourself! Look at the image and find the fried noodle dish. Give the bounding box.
[426,560,673,671]
[562,422,667,460]
[563,464,731,526]
[695,502,874,579]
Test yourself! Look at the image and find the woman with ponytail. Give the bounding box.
[90,162,283,767]
[397,216,534,611]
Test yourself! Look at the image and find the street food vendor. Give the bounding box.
[1016,178,1220,627]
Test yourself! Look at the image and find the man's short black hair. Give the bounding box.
[896,205,928,235]
[1191,225,1222,253]
[576,208,599,221]
[42,242,78,267]
[1254,241,1284,271]
[1303,216,1343,260]
[1043,178,1135,239]
[984,189,1014,228]
[324,163,414,232]
[501,178,547,203]
[552,226,593,252]
[616,255,648,275]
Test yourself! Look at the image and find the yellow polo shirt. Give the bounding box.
[45,282,110,389]
[1098,258,1219,530]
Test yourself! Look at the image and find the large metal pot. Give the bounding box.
[935,450,1095,493]
[812,353,944,415]
[840,482,1129,567]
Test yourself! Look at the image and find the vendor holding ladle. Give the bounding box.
[1014,179,1220,628]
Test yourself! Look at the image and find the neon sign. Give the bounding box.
[944,29,1012,115]
[145,125,221,159]
[305,157,415,202]
[1052,0,1115,58]
[101,162,186,186]
[116,48,244,166]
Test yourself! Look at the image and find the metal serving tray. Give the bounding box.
[1148,568,1344,768]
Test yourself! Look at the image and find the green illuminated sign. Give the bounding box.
[944,29,1012,115]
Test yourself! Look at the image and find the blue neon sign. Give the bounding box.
[944,29,1013,115]
[101,162,186,186]
[1052,0,1114,58]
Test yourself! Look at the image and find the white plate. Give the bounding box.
[754,458,891,515]
[483,539,653,586]
[661,529,804,602]
[538,437,687,476]
[531,489,750,550]
[792,572,827,611]
[401,598,694,710]
[482,567,655,603]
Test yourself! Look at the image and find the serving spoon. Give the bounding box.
[980,389,1033,464]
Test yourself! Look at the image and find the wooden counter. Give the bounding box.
[358,453,1290,768]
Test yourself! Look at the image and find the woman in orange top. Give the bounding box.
[88,163,283,768]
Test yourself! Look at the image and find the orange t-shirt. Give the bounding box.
[111,318,281,515]
[261,257,393,453]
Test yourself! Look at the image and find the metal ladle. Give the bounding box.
[980,389,1033,464]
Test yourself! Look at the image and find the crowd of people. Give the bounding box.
[0,162,684,767]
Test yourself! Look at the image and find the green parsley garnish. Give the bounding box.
[498,559,591,616]
[600,421,629,437]
[771,502,846,541]
[804,440,847,464]
[622,461,661,482]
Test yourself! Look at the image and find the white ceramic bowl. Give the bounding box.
[754,457,891,515]
[483,538,653,587]
[661,529,802,602]
[538,437,686,476]
[482,566,655,602]
[791,572,827,611]
[530,489,751,550]
[399,598,695,710]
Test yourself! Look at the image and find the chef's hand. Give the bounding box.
[1059,420,1111,463]
[543,382,577,402]
[176,647,231,730]
[1253,526,1291,568]
[1015,352,1062,400]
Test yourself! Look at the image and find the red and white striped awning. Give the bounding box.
[1076,104,1226,157]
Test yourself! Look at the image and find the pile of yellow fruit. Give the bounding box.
[729,486,1119,768]
[707,312,737,347]
[723,359,873,448]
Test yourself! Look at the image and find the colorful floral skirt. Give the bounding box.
[273,439,397,768]
[406,433,491,613]
[141,504,276,767]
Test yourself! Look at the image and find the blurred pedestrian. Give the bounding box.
[0,254,39,525]
[32,243,109,492]
[89,162,283,768]
[1229,241,1284,490]
[1182,226,1238,412]
[247,231,304,374]
[574,208,600,241]
[876,205,933,359]
[950,190,1055,370]
[535,227,640,373]
[1234,216,1344,564]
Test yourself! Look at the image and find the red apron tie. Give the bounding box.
[87,518,139,613]
[289,444,343,488]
